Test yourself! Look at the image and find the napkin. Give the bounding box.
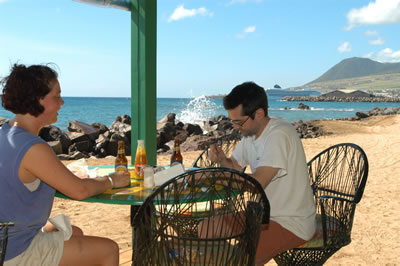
[48,214,73,241]
[153,163,185,187]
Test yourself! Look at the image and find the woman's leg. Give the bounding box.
[59,235,119,266]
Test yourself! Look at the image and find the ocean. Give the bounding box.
[1,92,400,131]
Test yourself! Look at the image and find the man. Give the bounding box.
[208,81,316,265]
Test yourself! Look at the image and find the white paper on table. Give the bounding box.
[48,214,73,241]
[153,163,185,187]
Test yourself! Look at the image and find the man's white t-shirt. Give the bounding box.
[232,117,316,240]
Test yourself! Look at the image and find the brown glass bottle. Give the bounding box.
[170,138,183,166]
[115,140,128,173]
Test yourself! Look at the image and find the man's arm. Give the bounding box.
[209,144,242,171]
[209,144,279,188]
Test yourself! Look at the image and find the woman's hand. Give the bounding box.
[109,171,131,188]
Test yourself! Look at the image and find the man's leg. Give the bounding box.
[255,221,306,265]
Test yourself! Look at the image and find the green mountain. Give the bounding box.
[310,57,400,83]
[293,57,400,96]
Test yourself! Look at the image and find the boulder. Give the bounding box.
[0,117,9,127]
[183,123,203,136]
[298,103,310,110]
[68,120,100,141]
[48,141,63,155]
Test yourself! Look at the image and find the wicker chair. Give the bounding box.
[0,222,14,266]
[132,168,270,265]
[274,143,369,265]
[192,133,242,168]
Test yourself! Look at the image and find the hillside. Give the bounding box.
[310,57,400,83]
[292,57,400,96]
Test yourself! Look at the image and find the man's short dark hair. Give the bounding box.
[223,81,268,117]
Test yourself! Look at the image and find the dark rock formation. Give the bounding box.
[298,103,311,110]
[2,105,400,160]
[282,95,400,102]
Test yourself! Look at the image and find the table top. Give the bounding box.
[55,165,157,205]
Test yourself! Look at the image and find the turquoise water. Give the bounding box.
[1,95,400,131]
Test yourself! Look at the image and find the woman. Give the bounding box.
[0,64,131,265]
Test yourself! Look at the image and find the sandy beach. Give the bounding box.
[53,114,400,265]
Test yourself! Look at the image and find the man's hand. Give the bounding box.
[208,144,226,164]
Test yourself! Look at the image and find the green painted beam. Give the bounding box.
[131,0,157,165]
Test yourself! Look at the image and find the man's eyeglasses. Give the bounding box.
[231,110,255,127]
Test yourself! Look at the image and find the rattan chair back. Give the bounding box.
[274,143,369,265]
[192,133,242,168]
[0,222,14,266]
[132,168,270,265]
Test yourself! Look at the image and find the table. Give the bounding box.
[56,165,156,205]
[55,165,161,263]
[55,166,234,264]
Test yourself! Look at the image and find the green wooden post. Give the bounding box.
[130,0,157,166]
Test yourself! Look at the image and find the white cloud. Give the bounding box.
[368,37,385,45]
[226,0,263,6]
[338,42,352,53]
[236,25,256,38]
[345,0,400,30]
[364,48,400,62]
[376,48,400,62]
[365,30,378,36]
[168,5,213,22]
[244,26,256,33]
[363,51,375,58]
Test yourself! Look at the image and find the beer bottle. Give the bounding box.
[170,138,183,166]
[115,140,128,172]
[135,140,147,179]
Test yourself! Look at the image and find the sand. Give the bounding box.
[52,114,400,265]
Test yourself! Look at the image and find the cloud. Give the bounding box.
[364,48,400,62]
[226,0,263,6]
[368,37,385,45]
[236,25,256,38]
[345,0,400,30]
[244,26,256,33]
[365,30,378,36]
[338,42,352,53]
[168,4,213,22]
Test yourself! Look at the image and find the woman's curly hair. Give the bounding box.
[1,63,58,117]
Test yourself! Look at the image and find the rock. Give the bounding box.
[298,103,310,110]
[91,122,109,135]
[67,131,90,144]
[158,113,176,124]
[183,123,203,136]
[67,120,99,141]
[68,141,91,154]
[48,141,63,155]
[0,117,9,127]
[355,112,369,119]
[39,125,71,154]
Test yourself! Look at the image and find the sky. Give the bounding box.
[1,0,400,98]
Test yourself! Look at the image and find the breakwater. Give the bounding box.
[282,96,400,102]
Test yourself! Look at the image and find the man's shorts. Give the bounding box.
[4,229,65,266]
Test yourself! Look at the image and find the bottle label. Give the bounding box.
[135,164,146,179]
[115,164,127,172]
